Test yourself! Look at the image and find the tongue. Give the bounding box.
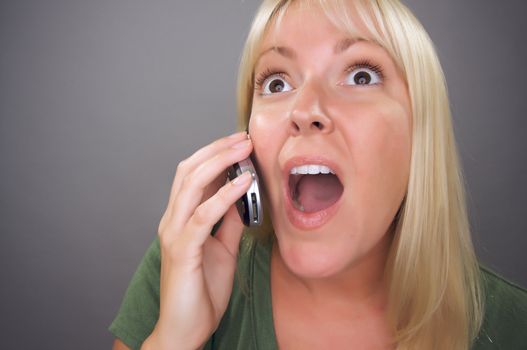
[296,174,343,212]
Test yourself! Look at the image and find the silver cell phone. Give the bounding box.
[227,155,263,227]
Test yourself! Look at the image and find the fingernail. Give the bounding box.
[232,171,253,186]
[231,139,251,149]
[228,131,247,139]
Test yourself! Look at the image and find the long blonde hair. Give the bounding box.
[236,0,484,349]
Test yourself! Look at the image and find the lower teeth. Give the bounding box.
[293,199,304,212]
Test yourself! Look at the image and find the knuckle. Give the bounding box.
[176,159,188,173]
[193,204,209,226]
[210,152,222,164]
[216,186,230,207]
[210,138,222,149]
[181,173,193,188]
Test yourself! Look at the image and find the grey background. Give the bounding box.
[0,0,525,349]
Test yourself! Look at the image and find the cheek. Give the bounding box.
[248,100,292,159]
[249,111,274,146]
[249,111,280,163]
[248,110,284,193]
[344,100,411,178]
[341,100,412,221]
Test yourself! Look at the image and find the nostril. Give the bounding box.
[292,122,300,132]
[313,121,323,129]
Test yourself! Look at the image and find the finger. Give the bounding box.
[183,171,253,246]
[214,203,245,259]
[162,131,247,224]
[169,139,253,228]
[170,131,247,198]
[201,167,230,204]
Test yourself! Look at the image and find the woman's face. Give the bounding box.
[249,3,412,278]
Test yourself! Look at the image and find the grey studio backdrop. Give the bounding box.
[0,0,526,349]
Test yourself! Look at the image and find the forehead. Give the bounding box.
[261,1,375,49]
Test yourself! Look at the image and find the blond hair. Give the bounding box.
[236,0,484,348]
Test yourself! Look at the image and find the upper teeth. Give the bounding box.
[290,164,335,175]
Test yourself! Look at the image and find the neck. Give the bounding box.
[271,230,393,311]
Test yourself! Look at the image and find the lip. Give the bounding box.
[282,156,344,230]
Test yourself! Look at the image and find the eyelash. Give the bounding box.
[253,59,385,90]
[254,68,286,90]
[345,59,385,82]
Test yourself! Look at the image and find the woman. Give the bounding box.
[110,0,527,349]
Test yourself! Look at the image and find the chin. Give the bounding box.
[277,238,351,279]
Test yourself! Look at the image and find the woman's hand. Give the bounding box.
[142,131,254,350]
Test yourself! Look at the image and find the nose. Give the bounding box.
[288,82,334,136]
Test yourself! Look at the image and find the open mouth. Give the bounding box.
[288,172,344,213]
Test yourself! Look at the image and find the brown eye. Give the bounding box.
[262,74,292,95]
[269,79,285,92]
[354,71,371,85]
[345,67,382,86]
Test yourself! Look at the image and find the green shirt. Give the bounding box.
[109,234,527,349]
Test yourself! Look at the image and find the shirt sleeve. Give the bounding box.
[108,238,161,350]
[472,266,527,349]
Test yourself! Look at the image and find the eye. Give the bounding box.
[261,74,293,95]
[344,60,384,86]
[255,69,293,95]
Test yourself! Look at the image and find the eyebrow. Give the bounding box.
[256,37,364,63]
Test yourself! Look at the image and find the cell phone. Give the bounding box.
[227,155,263,227]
